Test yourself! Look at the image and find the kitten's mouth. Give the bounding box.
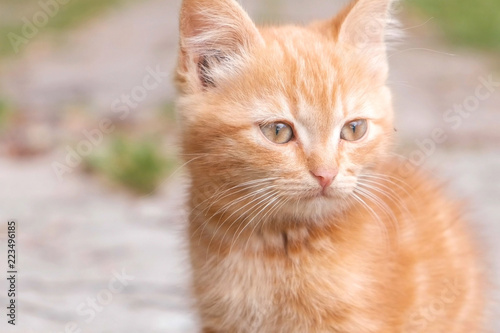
[306,186,352,201]
[317,189,330,198]
[307,187,334,199]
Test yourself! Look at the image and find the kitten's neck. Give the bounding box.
[189,209,346,257]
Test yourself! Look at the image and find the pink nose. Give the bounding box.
[310,168,338,189]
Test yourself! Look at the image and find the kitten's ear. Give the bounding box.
[177,0,263,92]
[329,0,397,80]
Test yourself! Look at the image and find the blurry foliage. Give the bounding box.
[85,135,175,195]
[0,0,126,56]
[0,98,13,129]
[0,26,18,56]
[160,101,176,122]
[408,0,500,52]
[44,0,125,30]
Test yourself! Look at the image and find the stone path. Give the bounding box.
[0,0,498,332]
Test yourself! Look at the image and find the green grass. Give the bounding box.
[160,101,176,122]
[0,0,126,56]
[0,98,13,130]
[42,0,125,30]
[0,25,21,56]
[85,136,175,195]
[408,0,500,52]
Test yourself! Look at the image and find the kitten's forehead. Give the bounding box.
[252,26,366,145]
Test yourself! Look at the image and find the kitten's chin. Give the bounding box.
[281,193,353,225]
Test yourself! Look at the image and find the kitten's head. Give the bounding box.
[176,0,397,224]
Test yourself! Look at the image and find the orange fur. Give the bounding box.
[175,0,486,332]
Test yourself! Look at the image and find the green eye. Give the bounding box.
[260,122,294,144]
[341,119,368,141]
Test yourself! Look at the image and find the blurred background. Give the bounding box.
[0,0,498,332]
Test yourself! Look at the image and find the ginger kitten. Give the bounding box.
[175,0,486,332]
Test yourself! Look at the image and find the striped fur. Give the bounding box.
[175,0,486,332]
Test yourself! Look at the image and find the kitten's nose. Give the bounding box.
[310,168,338,190]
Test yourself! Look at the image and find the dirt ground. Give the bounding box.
[0,0,498,332]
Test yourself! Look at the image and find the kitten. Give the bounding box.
[175,0,486,332]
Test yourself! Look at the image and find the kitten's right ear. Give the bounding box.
[317,0,398,81]
[176,0,263,93]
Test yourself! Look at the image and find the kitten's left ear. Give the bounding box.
[326,0,398,80]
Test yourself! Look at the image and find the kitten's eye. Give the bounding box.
[341,119,368,141]
[260,122,294,144]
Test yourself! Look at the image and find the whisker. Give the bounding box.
[191,179,277,243]
[354,185,400,249]
[220,189,280,256]
[244,195,291,253]
[203,178,279,216]
[350,192,391,252]
[357,177,411,215]
[208,188,278,256]
[229,191,282,254]
[388,47,455,59]
[361,173,416,206]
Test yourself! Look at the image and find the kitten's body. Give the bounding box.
[175,0,485,332]
[189,160,483,332]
